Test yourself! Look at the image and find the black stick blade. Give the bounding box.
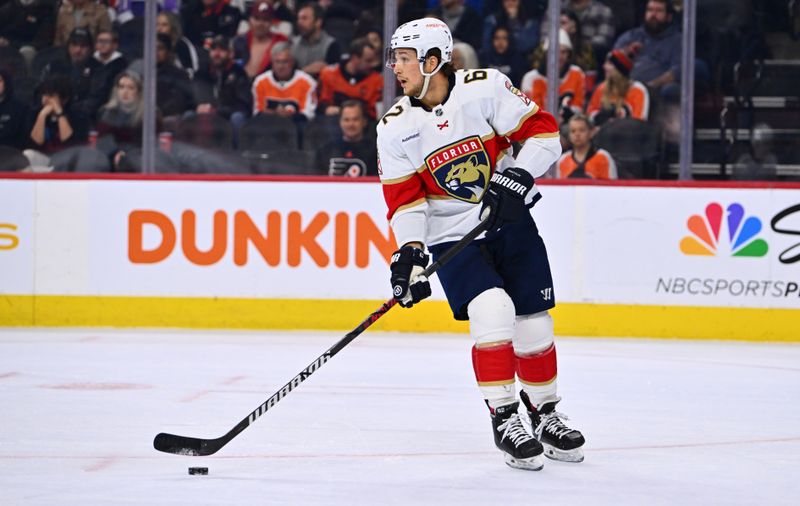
[153,432,221,456]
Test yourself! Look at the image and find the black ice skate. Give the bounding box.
[490,402,544,471]
[521,392,585,463]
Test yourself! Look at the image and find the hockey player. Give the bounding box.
[378,18,585,471]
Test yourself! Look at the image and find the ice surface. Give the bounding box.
[1,328,799,505]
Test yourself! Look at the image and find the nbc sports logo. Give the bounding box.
[680,202,768,257]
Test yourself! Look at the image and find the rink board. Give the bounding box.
[1,177,799,340]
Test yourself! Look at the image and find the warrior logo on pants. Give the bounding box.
[425,136,491,203]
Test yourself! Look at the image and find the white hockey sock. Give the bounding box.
[482,383,517,411]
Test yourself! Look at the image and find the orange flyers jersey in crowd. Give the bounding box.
[377,69,561,248]
[586,80,650,121]
[252,69,317,119]
[318,65,383,119]
[558,146,618,179]
[520,65,586,113]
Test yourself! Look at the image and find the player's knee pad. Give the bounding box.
[467,287,516,346]
[513,310,554,355]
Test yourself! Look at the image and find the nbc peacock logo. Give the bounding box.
[680,202,769,257]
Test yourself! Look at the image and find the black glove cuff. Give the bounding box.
[390,246,429,271]
[489,167,534,198]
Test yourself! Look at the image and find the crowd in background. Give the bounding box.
[0,0,796,179]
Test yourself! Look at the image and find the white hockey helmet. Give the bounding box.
[386,18,453,100]
[386,17,453,72]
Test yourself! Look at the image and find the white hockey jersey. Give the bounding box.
[377,68,562,248]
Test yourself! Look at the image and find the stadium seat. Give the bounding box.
[250,148,316,175]
[30,46,65,80]
[176,114,234,151]
[0,46,28,79]
[51,146,112,173]
[240,114,299,155]
[594,118,663,179]
[325,17,356,49]
[301,115,341,152]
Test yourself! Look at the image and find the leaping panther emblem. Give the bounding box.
[425,136,492,203]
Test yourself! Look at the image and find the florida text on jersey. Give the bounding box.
[377,68,561,248]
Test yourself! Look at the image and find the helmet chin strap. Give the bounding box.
[414,60,445,100]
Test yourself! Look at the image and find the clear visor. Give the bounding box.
[385,47,424,69]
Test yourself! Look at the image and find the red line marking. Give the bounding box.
[181,376,248,402]
[84,456,119,472]
[0,436,800,464]
[37,382,153,391]
[0,372,20,380]
[569,351,800,372]
[589,436,800,452]
[0,173,379,183]
[180,389,212,403]
[221,375,247,386]
[1,437,797,462]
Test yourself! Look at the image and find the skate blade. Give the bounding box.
[504,453,544,471]
[543,443,584,463]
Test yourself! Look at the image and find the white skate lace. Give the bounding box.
[497,414,534,446]
[534,411,573,439]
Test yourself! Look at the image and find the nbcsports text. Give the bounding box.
[656,277,800,299]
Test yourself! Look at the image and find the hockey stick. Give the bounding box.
[153,216,490,456]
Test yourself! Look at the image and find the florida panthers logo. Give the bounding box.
[425,136,491,203]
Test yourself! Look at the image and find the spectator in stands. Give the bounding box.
[292,2,342,78]
[0,69,29,151]
[430,0,483,51]
[521,29,585,123]
[154,33,195,120]
[733,123,778,181]
[252,42,317,121]
[182,0,242,46]
[265,0,296,32]
[157,11,204,79]
[233,1,289,79]
[95,70,155,170]
[551,0,614,64]
[318,37,382,119]
[479,25,526,86]
[41,28,109,121]
[93,29,128,86]
[587,48,649,125]
[0,0,57,67]
[452,41,479,70]
[482,0,541,56]
[613,0,681,97]
[362,26,384,72]
[192,35,252,134]
[561,9,597,82]
[54,0,111,47]
[315,99,377,176]
[363,27,382,55]
[27,75,88,167]
[557,114,617,179]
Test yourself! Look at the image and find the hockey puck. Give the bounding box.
[188,467,208,475]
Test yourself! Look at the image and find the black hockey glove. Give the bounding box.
[481,167,535,232]
[390,245,432,308]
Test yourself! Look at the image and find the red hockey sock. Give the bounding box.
[515,344,557,386]
[472,342,515,386]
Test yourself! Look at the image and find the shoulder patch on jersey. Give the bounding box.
[424,136,491,203]
[504,80,531,106]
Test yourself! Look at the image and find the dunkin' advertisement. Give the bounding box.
[1,178,799,310]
